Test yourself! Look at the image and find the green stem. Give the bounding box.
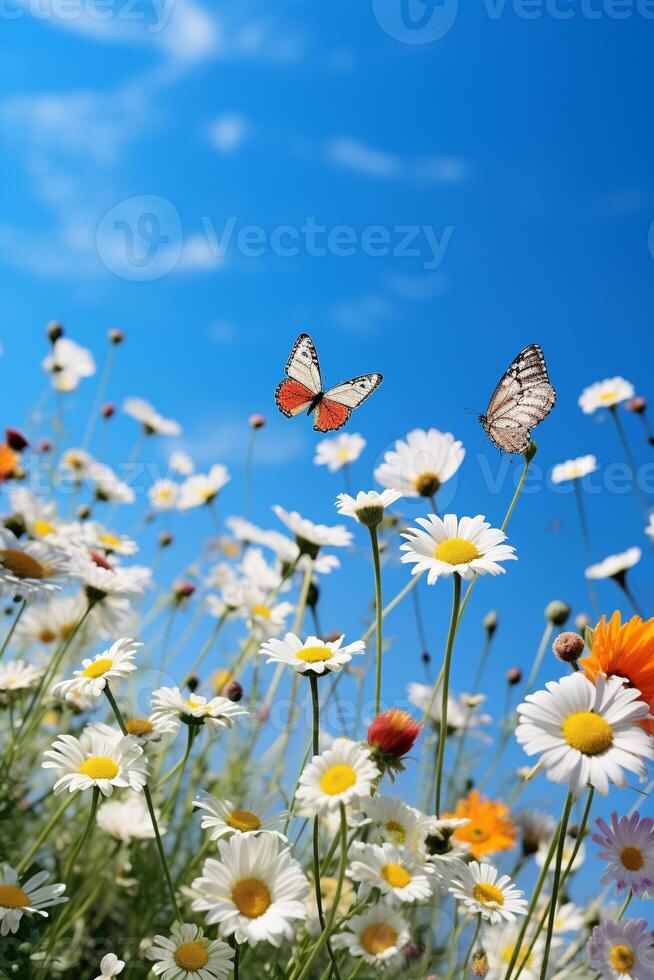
[522,621,554,699]
[361,571,423,645]
[15,795,75,874]
[369,526,383,717]
[181,611,228,686]
[617,889,633,921]
[435,573,462,816]
[610,405,648,516]
[461,916,482,978]
[243,428,257,517]
[0,599,26,663]
[539,792,574,979]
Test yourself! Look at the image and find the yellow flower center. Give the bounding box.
[126,718,154,737]
[60,622,75,640]
[620,845,644,871]
[435,538,480,566]
[501,944,532,967]
[562,711,613,755]
[337,448,351,462]
[33,519,55,537]
[174,942,208,971]
[79,756,119,780]
[297,645,333,664]
[320,764,357,796]
[600,391,617,403]
[251,603,271,620]
[0,549,48,580]
[227,809,262,833]
[231,878,271,918]
[472,882,505,907]
[81,657,113,679]
[99,533,121,550]
[469,827,489,842]
[360,923,398,955]
[38,628,57,644]
[384,820,407,846]
[414,472,441,498]
[609,944,635,973]
[381,863,411,889]
[0,884,31,909]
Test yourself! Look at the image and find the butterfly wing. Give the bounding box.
[481,344,556,453]
[285,333,322,394]
[312,373,383,433]
[313,398,351,432]
[275,379,315,418]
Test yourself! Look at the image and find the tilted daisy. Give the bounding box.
[0,864,66,936]
[15,594,86,648]
[593,812,654,897]
[79,522,139,558]
[259,631,365,675]
[408,683,491,736]
[178,465,230,510]
[304,876,356,938]
[148,479,179,512]
[332,904,410,969]
[150,686,247,736]
[551,454,598,484]
[400,514,516,583]
[335,489,402,528]
[193,791,289,841]
[448,861,527,924]
[122,396,181,437]
[374,427,465,499]
[535,832,586,873]
[42,336,95,392]
[97,793,166,842]
[0,527,72,603]
[347,841,436,906]
[0,659,43,696]
[588,918,654,979]
[513,808,557,856]
[42,729,148,796]
[244,590,294,639]
[272,505,352,554]
[8,486,61,540]
[190,834,309,947]
[356,795,430,854]
[52,637,141,699]
[483,922,549,980]
[314,432,366,471]
[88,462,135,505]
[646,514,654,542]
[146,922,233,980]
[296,738,379,815]
[516,673,654,796]
[579,377,635,414]
[586,548,641,582]
[93,953,125,980]
[169,449,193,475]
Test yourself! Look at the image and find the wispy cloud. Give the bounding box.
[327,137,467,184]
[209,113,248,153]
[330,293,396,336]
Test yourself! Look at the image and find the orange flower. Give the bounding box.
[580,611,654,734]
[0,443,18,481]
[445,790,516,859]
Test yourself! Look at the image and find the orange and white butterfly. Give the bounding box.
[275,334,383,433]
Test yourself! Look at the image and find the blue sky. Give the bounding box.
[2,0,654,915]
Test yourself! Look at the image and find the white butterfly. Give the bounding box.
[479,343,556,453]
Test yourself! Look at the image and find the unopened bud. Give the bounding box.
[76,504,92,521]
[568,823,579,839]
[226,680,243,702]
[5,429,28,452]
[249,413,266,429]
[471,950,489,977]
[158,531,173,548]
[421,650,431,665]
[575,613,590,632]
[186,674,200,693]
[546,600,571,626]
[37,439,53,454]
[553,631,585,664]
[174,580,196,601]
[483,610,498,635]
[101,402,115,419]
[523,440,538,464]
[368,709,421,760]
[322,631,344,644]
[506,666,522,686]
[47,320,63,343]
[107,328,124,345]
[626,396,646,414]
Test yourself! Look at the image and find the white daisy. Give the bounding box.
[52,637,141,699]
[0,659,43,695]
[42,729,148,796]
[0,864,67,936]
[146,922,233,979]
[71,551,150,606]
[122,396,181,437]
[190,834,309,947]
[549,901,586,934]
[169,450,193,475]
[586,548,641,581]
[85,524,139,558]
[193,792,288,841]
[178,465,230,510]
[347,841,435,906]
[579,377,635,414]
[448,861,528,924]
[374,427,465,499]
[304,876,356,938]
[332,904,410,969]
[516,673,654,797]
[8,487,60,540]
[314,433,366,472]
[97,793,166,842]
[513,808,557,856]
[551,455,598,484]
[42,337,95,392]
[356,796,429,854]
[88,462,135,505]
[150,687,247,736]
[272,505,352,552]
[259,631,364,676]
[645,514,654,542]
[59,447,94,480]
[0,528,72,603]
[296,737,379,815]
[400,514,516,583]
[535,834,586,873]
[243,591,294,640]
[483,922,548,980]
[588,918,654,979]
[335,489,402,527]
[407,682,491,735]
[148,479,179,512]
[15,595,86,650]
[593,812,654,898]
[93,953,125,979]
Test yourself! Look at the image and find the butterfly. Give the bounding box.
[275,334,383,432]
[479,343,556,453]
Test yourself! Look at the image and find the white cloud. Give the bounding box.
[331,293,395,336]
[174,419,305,467]
[328,137,466,184]
[209,113,248,153]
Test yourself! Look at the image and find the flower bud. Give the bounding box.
[5,429,28,452]
[626,396,646,414]
[249,413,266,429]
[421,650,431,665]
[546,600,571,626]
[107,328,124,345]
[226,680,243,702]
[505,666,522,686]
[553,631,585,664]
[483,610,498,635]
[37,439,53,454]
[158,531,173,548]
[368,709,421,760]
[186,674,200,693]
[47,320,63,343]
[523,440,538,463]
[575,613,590,632]
[471,950,489,977]
[173,580,196,603]
[76,504,91,521]
[322,631,344,644]
[101,402,115,419]
[89,550,113,571]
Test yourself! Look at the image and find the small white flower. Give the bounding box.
[169,449,193,475]
[645,514,654,542]
[178,465,230,510]
[93,952,125,979]
[0,864,67,936]
[484,922,549,980]
[588,917,654,979]
[347,841,435,906]
[146,922,233,979]
[272,505,352,550]
[52,637,141,699]
[123,396,181,436]
[407,682,491,734]
[8,487,60,540]
[15,594,86,648]
[0,528,72,603]
[332,904,410,969]
[314,433,366,471]
[335,489,402,527]
[296,738,379,815]
[150,686,247,736]
[551,454,598,484]
[448,861,527,924]
[374,427,464,499]
[88,462,135,505]
[60,448,94,479]
[148,479,179,511]
[97,793,165,842]
[42,728,148,796]
[356,796,430,854]
[535,834,586,873]
[579,377,635,414]
[586,548,641,581]
[259,631,364,675]
[400,514,516,583]
[593,812,654,898]
[193,792,288,842]
[43,337,96,392]
[0,659,43,695]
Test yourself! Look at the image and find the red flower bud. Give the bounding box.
[249,413,266,429]
[174,579,196,599]
[5,428,29,452]
[368,709,421,760]
[101,402,116,419]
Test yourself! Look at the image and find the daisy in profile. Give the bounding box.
[0,527,72,603]
[579,377,635,414]
[97,793,166,842]
[93,953,125,979]
[122,396,181,437]
[15,595,86,648]
[8,486,60,540]
[593,812,654,897]
[588,918,654,979]
[444,790,516,860]
[448,861,527,924]
[408,683,491,735]
[551,454,598,484]
[88,462,135,505]
[332,904,410,969]
[272,505,352,555]
[60,447,94,481]
[646,514,654,542]
[513,808,556,857]
[42,728,148,797]
[0,659,43,697]
[347,841,435,906]
[52,637,141,699]
[516,673,654,796]
[169,449,193,475]
[335,489,402,527]
[190,834,309,947]
[148,479,179,511]
[150,687,247,736]
[314,432,365,471]
[374,427,464,500]
[259,631,364,675]
[178,465,230,510]
[400,514,516,583]
[535,832,586,873]
[483,922,548,980]
[586,547,641,582]
[0,864,67,936]
[296,738,379,815]
[243,589,294,640]
[193,792,288,841]
[357,796,430,853]
[43,336,95,392]
[146,922,233,979]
